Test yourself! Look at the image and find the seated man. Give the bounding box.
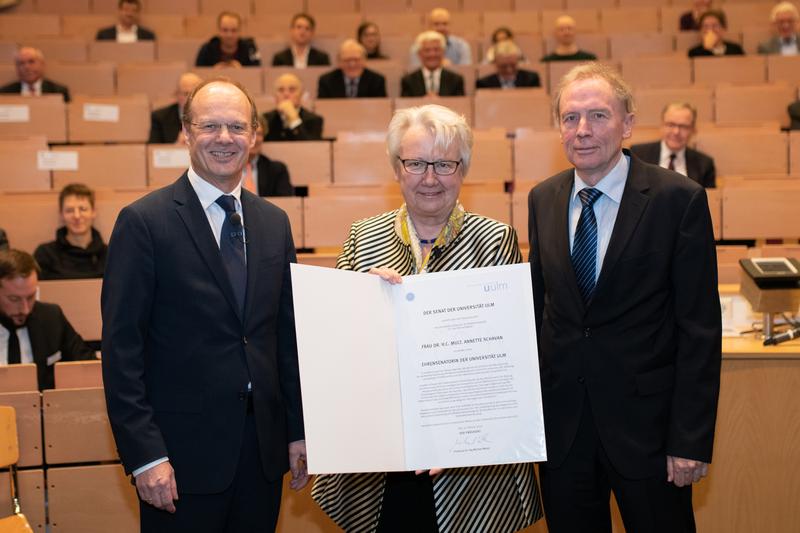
[476,41,540,89]
[242,116,294,197]
[0,249,96,390]
[757,2,799,55]
[408,7,473,67]
[630,102,716,188]
[688,9,745,57]
[148,72,202,143]
[263,73,324,141]
[195,11,260,67]
[401,31,465,97]
[272,13,330,67]
[541,15,597,62]
[317,39,386,98]
[0,46,70,102]
[95,0,155,42]
[34,183,108,280]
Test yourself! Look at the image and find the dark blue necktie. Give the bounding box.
[572,188,603,306]
[215,195,246,314]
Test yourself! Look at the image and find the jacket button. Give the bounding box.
[243,337,248,345]
[577,376,585,384]
[583,328,591,338]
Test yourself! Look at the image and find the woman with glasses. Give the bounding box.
[311,104,542,533]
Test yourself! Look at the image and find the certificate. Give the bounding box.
[291,263,546,474]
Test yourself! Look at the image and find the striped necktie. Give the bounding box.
[572,188,603,305]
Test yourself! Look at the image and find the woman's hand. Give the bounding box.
[415,468,444,476]
[368,267,403,284]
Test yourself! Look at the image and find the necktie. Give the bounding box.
[1,315,21,365]
[668,152,676,171]
[347,78,357,98]
[215,195,247,314]
[572,188,603,306]
[427,72,435,95]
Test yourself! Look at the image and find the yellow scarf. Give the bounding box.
[394,202,465,273]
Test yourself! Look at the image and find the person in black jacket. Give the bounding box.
[34,184,107,280]
[0,249,96,390]
[271,13,330,67]
[242,116,294,197]
[317,39,386,99]
[263,73,324,141]
[687,9,745,57]
[148,72,202,144]
[476,41,540,89]
[0,46,70,102]
[95,0,155,42]
[195,11,260,67]
[400,31,465,97]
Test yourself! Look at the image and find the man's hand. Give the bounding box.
[135,461,178,513]
[702,31,720,51]
[667,455,709,487]
[415,468,443,476]
[289,440,309,491]
[276,100,300,125]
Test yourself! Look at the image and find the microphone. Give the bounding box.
[230,212,242,227]
[763,327,800,346]
[228,212,247,244]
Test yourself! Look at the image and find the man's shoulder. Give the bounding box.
[0,80,20,92]
[476,73,498,87]
[300,107,322,121]
[686,146,714,163]
[152,102,178,119]
[96,26,116,39]
[442,68,464,80]
[401,69,421,80]
[318,68,342,81]
[123,177,184,217]
[533,168,573,196]
[629,141,659,156]
[363,67,385,80]
[30,301,65,323]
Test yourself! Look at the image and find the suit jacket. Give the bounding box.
[528,150,721,479]
[13,302,96,390]
[0,78,71,102]
[271,47,330,67]
[629,141,716,188]
[789,100,800,130]
[95,25,156,41]
[757,34,799,54]
[256,154,294,197]
[148,102,181,144]
[475,69,541,89]
[400,68,465,97]
[101,174,303,493]
[688,41,745,57]
[195,37,261,67]
[316,67,387,98]
[263,107,324,141]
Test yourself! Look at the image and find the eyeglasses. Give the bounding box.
[663,122,693,132]
[190,122,250,136]
[398,158,461,176]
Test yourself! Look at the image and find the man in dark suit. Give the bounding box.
[241,116,294,197]
[317,39,386,99]
[0,46,70,102]
[401,31,465,97]
[195,11,260,67]
[757,2,799,55]
[476,40,540,89]
[148,72,202,144]
[0,249,96,390]
[271,13,330,67]
[263,73,323,141]
[630,102,716,188]
[528,63,721,533]
[95,0,155,42]
[102,79,307,532]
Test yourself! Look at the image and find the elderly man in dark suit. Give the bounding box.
[0,249,96,391]
[102,78,307,532]
[148,72,202,144]
[630,102,716,188]
[0,46,70,102]
[271,13,330,67]
[401,31,465,97]
[476,40,540,89]
[528,63,721,533]
[262,73,323,141]
[757,2,799,54]
[317,39,386,99]
[95,0,155,42]
[241,116,294,197]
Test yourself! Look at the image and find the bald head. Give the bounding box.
[14,47,45,85]
[338,39,367,79]
[429,8,451,37]
[177,72,202,111]
[274,73,303,108]
[554,15,577,47]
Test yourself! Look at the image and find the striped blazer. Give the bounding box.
[312,207,543,533]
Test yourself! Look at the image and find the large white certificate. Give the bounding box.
[291,263,546,474]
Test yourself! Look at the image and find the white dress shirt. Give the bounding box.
[291,46,310,68]
[116,24,138,43]
[20,79,42,97]
[658,141,688,177]
[0,325,33,365]
[421,67,442,94]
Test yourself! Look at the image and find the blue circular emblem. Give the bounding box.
[406,292,415,301]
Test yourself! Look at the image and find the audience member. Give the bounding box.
[317,40,387,99]
[0,249,96,390]
[242,116,294,197]
[195,11,260,67]
[409,7,473,67]
[95,0,155,42]
[263,73,324,141]
[757,2,799,55]
[630,102,716,188]
[401,31,465,97]
[0,46,70,102]
[34,184,108,280]
[357,21,386,59]
[680,0,713,31]
[483,26,518,64]
[0,229,7,250]
[477,41,540,89]
[789,99,800,129]
[688,10,745,57]
[148,72,202,144]
[271,13,331,67]
[541,16,598,62]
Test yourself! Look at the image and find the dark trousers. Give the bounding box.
[376,471,439,533]
[540,396,695,533]
[139,413,283,533]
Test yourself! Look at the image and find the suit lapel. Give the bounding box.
[173,173,243,323]
[25,306,47,369]
[240,191,263,323]
[551,172,585,307]
[413,70,426,95]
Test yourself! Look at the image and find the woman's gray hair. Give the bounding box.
[387,104,473,176]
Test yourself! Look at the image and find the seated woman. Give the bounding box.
[34,183,107,280]
[311,104,542,533]
[688,9,745,57]
[358,21,387,59]
[483,26,526,64]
